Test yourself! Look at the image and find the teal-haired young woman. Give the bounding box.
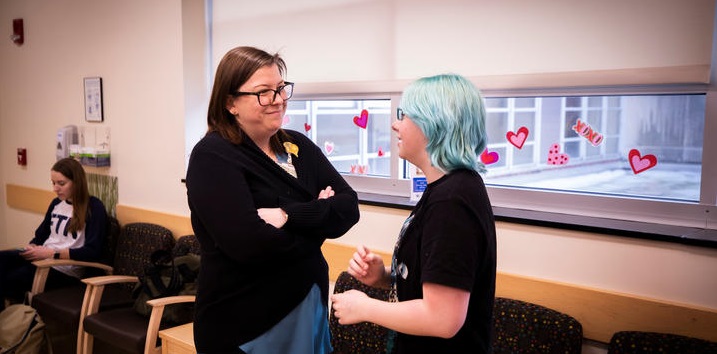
[331,74,497,353]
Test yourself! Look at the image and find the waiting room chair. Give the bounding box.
[78,234,199,354]
[31,221,174,354]
[607,330,717,354]
[329,271,392,354]
[29,216,120,354]
[492,297,583,354]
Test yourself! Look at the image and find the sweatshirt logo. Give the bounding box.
[52,213,78,239]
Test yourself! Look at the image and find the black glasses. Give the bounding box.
[233,82,294,106]
[396,107,406,121]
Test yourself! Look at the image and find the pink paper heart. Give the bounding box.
[547,143,569,165]
[324,141,334,155]
[353,109,368,129]
[506,126,529,149]
[480,149,499,165]
[304,123,311,132]
[628,149,657,174]
[282,115,291,125]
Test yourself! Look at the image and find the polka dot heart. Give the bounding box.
[547,143,569,165]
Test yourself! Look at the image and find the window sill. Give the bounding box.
[357,192,717,249]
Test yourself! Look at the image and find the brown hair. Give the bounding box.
[207,46,290,150]
[52,158,89,233]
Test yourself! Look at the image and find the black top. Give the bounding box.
[394,169,496,354]
[185,130,359,353]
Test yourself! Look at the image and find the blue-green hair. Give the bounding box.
[400,74,488,174]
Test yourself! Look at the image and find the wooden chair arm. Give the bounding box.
[146,295,196,308]
[80,275,139,322]
[81,275,138,287]
[145,295,196,354]
[33,258,114,271]
[29,259,113,302]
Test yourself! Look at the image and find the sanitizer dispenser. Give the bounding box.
[56,125,78,160]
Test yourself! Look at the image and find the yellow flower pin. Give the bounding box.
[283,142,299,158]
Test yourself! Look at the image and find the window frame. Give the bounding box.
[292,80,717,247]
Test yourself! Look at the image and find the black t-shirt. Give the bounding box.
[393,169,497,354]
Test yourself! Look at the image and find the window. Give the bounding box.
[285,99,394,177]
[287,88,714,230]
[483,94,704,202]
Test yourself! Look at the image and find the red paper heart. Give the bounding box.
[353,109,368,129]
[506,126,529,149]
[628,149,657,174]
[304,123,311,132]
[480,149,499,165]
[377,147,384,157]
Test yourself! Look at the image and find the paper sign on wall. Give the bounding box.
[409,163,426,202]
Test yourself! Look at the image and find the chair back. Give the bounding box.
[172,234,200,257]
[100,216,121,266]
[492,297,583,354]
[607,331,717,354]
[329,271,391,354]
[112,223,175,292]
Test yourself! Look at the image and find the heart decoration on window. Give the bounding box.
[628,149,657,174]
[506,126,529,149]
[304,123,311,132]
[377,147,384,157]
[324,141,334,155]
[353,109,369,129]
[283,115,291,125]
[480,149,499,165]
[547,143,569,165]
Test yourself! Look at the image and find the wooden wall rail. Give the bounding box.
[6,183,717,344]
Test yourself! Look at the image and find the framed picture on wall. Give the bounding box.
[84,77,104,122]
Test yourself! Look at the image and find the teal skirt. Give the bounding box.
[239,284,332,354]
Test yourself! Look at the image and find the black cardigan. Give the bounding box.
[186,129,360,352]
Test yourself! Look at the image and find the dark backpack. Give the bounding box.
[132,249,199,324]
[0,304,50,354]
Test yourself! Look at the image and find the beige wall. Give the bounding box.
[1,0,716,326]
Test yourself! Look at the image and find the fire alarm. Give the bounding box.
[12,18,24,46]
[17,148,27,166]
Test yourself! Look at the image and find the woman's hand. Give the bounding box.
[331,289,370,325]
[348,245,389,288]
[318,186,334,199]
[21,244,55,261]
[256,186,334,228]
[257,208,288,228]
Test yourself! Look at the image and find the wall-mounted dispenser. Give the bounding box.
[57,125,78,160]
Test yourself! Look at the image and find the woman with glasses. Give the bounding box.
[331,74,497,354]
[186,46,359,354]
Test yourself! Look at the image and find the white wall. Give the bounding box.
[0,0,193,245]
[213,0,714,82]
[1,0,715,326]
